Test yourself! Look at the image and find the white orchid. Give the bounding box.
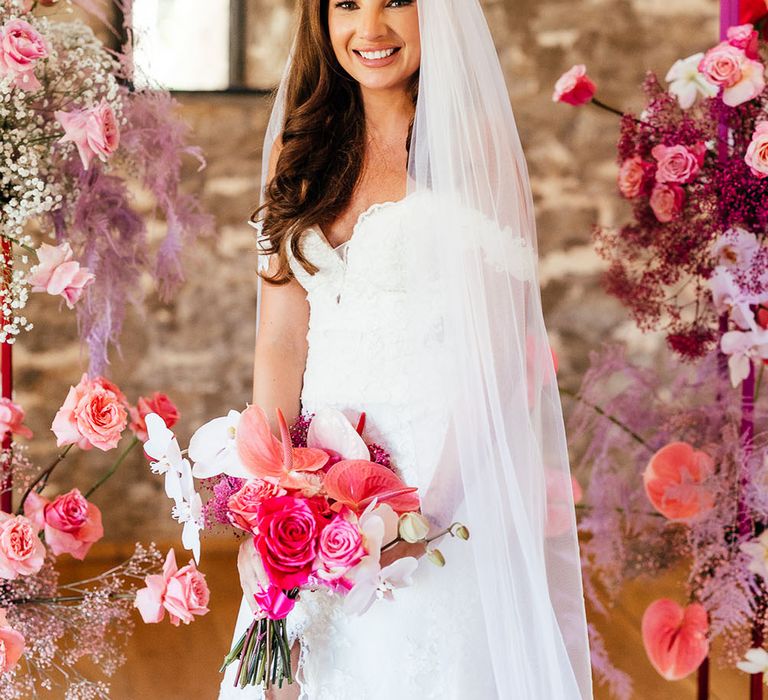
[737,647,768,676]
[721,328,768,387]
[170,458,203,563]
[188,409,252,479]
[709,266,761,332]
[740,530,768,580]
[665,53,718,109]
[143,413,185,501]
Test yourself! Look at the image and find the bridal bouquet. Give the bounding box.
[144,405,470,691]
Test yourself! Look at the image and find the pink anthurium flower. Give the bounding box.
[642,599,709,680]
[323,459,420,515]
[643,442,714,522]
[236,405,328,488]
[306,407,370,462]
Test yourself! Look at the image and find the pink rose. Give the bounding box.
[651,143,706,184]
[698,42,765,107]
[0,513,45,579]
[128,392,180,442]
[727,24,760,60]
[746,121,768,178]
[650,183,685,223]
[617,155,654,198]
[51,372,128,451]
[315,509,365,581]
[0,398,32,440]
[253,583,296,620]
[0,19,48,92]
[0,610,24,674]
[255,496,328,589]
[135,549,209,626]
[227,478,286,533]
[55,98,120,171]
[552,64,597,106]
[24,489,104,560]
[28,242,95,308]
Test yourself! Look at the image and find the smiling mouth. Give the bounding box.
[353,47,401,61]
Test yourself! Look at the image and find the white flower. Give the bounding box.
[170,459,203,563]
[188,409,252,479]
[665,53,719,109]
[737,647,768,675]
[711,227,760,269]
[306,407,370,460]
[740,531,768,580]
[143,413,185,501]
[721,329,768,387]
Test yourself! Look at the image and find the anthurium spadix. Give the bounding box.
[188,409,253,479]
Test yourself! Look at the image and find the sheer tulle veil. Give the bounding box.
[251,1,593,697]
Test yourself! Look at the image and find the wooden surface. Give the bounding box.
[47,540,748,699]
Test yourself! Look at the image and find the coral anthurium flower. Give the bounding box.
[323,460,420,515]
[642,599,709,680]
[642,442,714,522]
[236,405,328,486]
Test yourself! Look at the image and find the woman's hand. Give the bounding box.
[378,539,426,569]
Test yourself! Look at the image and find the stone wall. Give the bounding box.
[16,0,717,542]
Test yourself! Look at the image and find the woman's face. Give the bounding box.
[327,0,420,92]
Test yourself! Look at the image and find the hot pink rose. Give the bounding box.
[135,548,210,626]
[0,19,48,92]
[128,392,180,442]
[255,496,328,589]
[55,98,120,171]
[28,242,95,309]
[651,143,706,184]
[315,509,365,581]
[617,156,654,198]
[552,64,597,106]
[650,183,685,223]
[0,610,24,674]
[0,398,32,440]
[51,372,128,451]
[227,479,286,533]
[746,121,768,178]
[727,24,760,60]
[24,489,103,560]
[0,513,45,579]
[253,583,295,620]
[698,42,765,107]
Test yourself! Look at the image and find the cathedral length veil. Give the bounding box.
[251,1,593,697]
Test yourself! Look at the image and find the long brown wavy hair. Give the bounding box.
[251,0,419,285]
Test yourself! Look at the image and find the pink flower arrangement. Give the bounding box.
[745,121,768,179]
[51,373,128,451]
[24,489,104,560]
[27,242,95,308]
[134,549,209,626]
[227,478,285,532]
[698,40,765,107]
[128,392,180,442]
[617,156,654,199]
[55,98,120,171]
[649,183,685,223]
[552,64,597,106]
[0,398,32,440]
[651,143,705,184]
[0,18,48,92]
[0,513,45,579]
[0,610,24,675]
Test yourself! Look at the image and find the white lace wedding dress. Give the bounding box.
[219,193,505,699]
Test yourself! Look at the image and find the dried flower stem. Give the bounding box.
[84,435,140,498]
[16,443,74,514]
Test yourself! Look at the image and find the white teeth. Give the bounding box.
[359,48,396,60]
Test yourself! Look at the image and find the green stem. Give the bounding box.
[0,233,37,256]
[590,96,626,119]
[17,444,74,514]
[84,436,140,499]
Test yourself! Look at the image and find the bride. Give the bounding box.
[220,0,593,698]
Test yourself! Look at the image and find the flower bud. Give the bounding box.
[451,524,470,540]
[398,512,430,543]
[426,548,445,567]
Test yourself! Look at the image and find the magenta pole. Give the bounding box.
[0,238,12,514]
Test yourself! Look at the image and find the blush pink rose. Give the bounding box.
[727,24,760,60]
[0,19,48,92]
[128,392,180,442]
[51,373,128,451]
[315,509,365,581]
[28,242,95,309]
[552,64,597,106]
[617,156,654,198]
[24,489,104,560]
[55,98,120,171]
[698,42,765,107]
[255,496,328,589]
[0,610,24,674]
[651,143,706,184]
[227,478,286,533]
[0,513,45,580]
[650,183,685,223]
[746,121,768,178]
[0,398,32,440]
[135,548,210,626]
